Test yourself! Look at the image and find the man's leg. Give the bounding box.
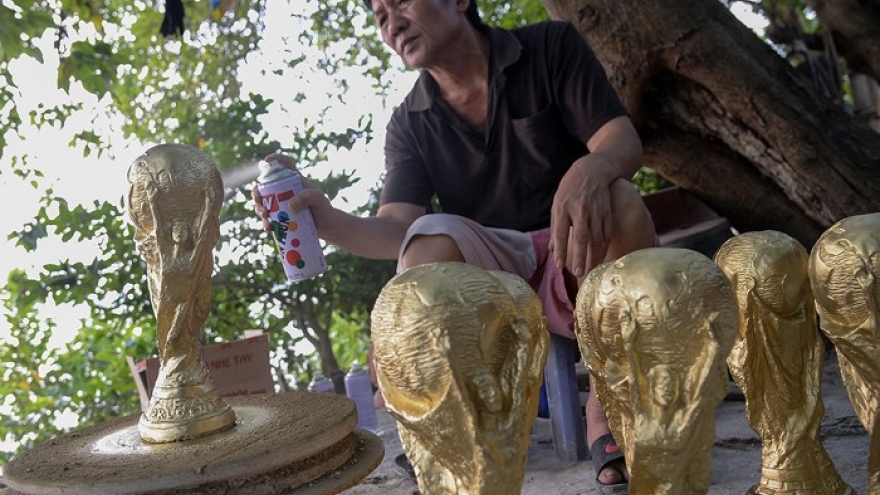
[400,233,465,268]
[570,178,657,485]
[397,214,536,276]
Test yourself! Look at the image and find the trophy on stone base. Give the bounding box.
[127,143,236,443]
[3,144,384,495]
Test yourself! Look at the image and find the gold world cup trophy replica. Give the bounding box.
[126,143,237,443]
[809,213,880,495]
[715,231,854,495]
[370,262,549,495]
[574,248,738,495]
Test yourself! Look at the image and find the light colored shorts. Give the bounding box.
[397,213,577,339]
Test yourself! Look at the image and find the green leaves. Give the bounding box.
[57,41,118,96]
[9,220,47,251]
[482,0,548,29]
[307,0,394,92]
[0,1,53,63]
[0,280,152,464]
[633,168,673,194]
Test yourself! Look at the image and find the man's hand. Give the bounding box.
[550,156,617,278]
[251,153,334,238]
[550,116,643,278]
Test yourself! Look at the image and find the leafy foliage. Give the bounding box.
[632,168,673,194]
[0,1,53,63]
[1,267,156,457]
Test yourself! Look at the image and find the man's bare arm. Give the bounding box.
[320,202,425,260]
[584,115,644,183]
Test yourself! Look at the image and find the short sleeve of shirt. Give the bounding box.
[543,22,627,141]
[380,105,433,207]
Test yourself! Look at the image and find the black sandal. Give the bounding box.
[589,433,628,494]
[394,453,416,480]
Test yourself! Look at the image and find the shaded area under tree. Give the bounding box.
[542,0,880,248]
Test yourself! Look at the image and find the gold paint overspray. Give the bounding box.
[809,213,880,495]
[370,262,548,495]
[574,248,738,495]
[716,231,854,495]
[126,144,236,443]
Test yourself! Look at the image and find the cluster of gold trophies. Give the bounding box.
[372,214,880,495]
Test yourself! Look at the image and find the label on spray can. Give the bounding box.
[257,160,327,281]
[345,361,378,431]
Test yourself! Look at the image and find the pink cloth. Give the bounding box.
[528,228,576,339]
[397,214,576,338]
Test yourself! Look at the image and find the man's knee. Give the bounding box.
[399,216,466,269]
[400,234,465,269]
[607,179,657,254]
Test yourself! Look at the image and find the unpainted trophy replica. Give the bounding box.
[574,247,738,495]
[3,144,383,495]
[715,231,854,495]
[809,213,880,495]
[371,262,549,495]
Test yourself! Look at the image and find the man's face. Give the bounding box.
[370,0,467,68]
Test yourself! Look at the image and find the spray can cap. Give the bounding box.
[348,361,365,374]
[257,159,296,184]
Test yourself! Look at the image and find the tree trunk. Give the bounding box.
[541,0,880,248]
[805,0,880,81]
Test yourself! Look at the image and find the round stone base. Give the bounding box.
[4,392,384,495]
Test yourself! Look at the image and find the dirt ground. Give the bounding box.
[340,353,872,495]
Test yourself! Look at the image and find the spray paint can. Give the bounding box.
[345,361,378,431]
[256,159,327,281]
[307,371,335,394]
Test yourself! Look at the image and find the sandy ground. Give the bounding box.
[340,353,872,495]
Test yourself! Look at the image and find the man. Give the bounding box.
[254,0,656,490]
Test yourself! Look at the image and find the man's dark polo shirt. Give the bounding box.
[380,21,628,232]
